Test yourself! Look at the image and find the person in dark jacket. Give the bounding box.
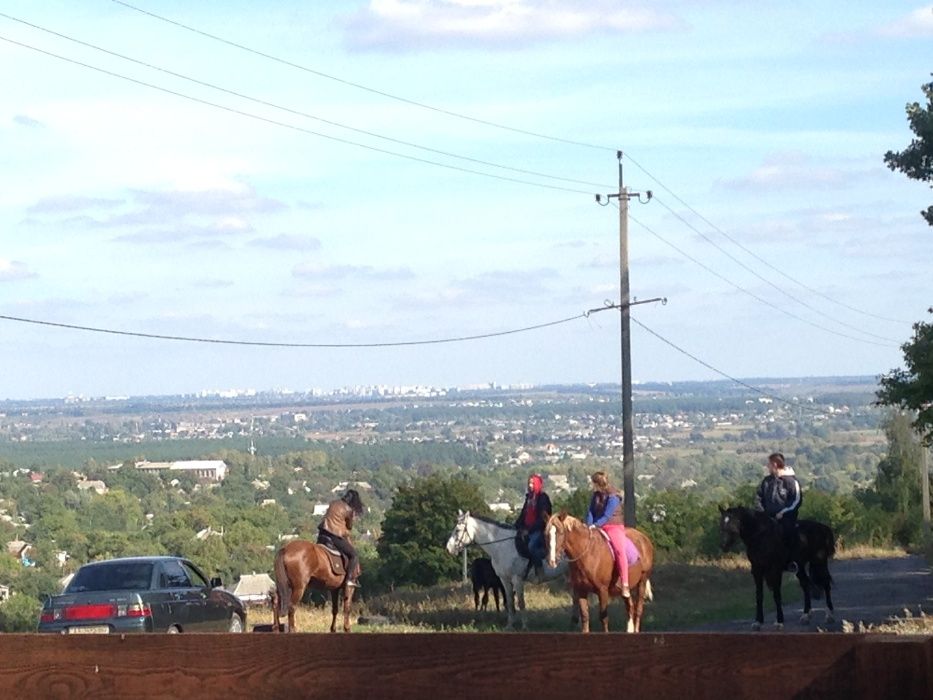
[514,474,551,574]
[754,452,802,572]
[317,489,364,587]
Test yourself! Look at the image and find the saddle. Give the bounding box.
[318,545,347,577]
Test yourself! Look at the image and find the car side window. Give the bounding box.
[181,561,210,588]
[160,560,192,588]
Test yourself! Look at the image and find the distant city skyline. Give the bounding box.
[1,2,930,400]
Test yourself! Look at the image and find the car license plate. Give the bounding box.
[68,625,110,634]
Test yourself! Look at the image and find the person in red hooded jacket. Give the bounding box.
[514,474,552,575]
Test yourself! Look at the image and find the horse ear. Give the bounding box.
[458,509,463,517]
[718,505,725,514]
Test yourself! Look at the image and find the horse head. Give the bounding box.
[718,505,744,552]
[445,510,475,555]
[545,511,574,567]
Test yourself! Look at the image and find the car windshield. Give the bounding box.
[67,562,154,592]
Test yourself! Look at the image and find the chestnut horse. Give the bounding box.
[273,539,356,633]
[545,512,654,633]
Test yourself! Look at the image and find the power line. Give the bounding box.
[109,1,921,329]
[0,12,612,191]
[0,307,614,348]
[110,0,613,153]
[625,209,897,348]
[630,316,825,413]
[0,34,594,196]
[622,153,911,325]
[649,193,900,343]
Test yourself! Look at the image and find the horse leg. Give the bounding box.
[633,581,647,633]
[492,586,500,612]
[343,588,352,633]
[596,588,611,633]
[481,587,489,612]
[516,581,528,631]
[502,579,516,629]
[329,589,339,633]
[797,566,812,625]
[770,571,785,630]
[752,568,764,631]
[576,592,590,633]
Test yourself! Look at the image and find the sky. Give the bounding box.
[1,1,931,400]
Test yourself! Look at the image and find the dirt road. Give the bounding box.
[685,554,932,633]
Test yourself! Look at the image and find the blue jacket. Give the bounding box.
[586,492,623,527]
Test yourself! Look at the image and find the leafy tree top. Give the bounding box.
[884,76,933,226]
[877,309,933,446]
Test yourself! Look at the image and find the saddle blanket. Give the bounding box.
[597,529,640,565]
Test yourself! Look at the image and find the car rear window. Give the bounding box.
[66,562,154,592]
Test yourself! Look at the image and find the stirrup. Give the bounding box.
[346,579,360,588]
[621,584,631,598]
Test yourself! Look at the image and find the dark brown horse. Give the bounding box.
[545,512,654,633]
[273,539,357,633]
[719,505,835,630]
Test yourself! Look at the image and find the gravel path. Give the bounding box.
[682,555,933,633]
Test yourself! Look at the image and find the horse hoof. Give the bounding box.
[774,622,784,631]
[751,622,761,632]
[799,613,811,625]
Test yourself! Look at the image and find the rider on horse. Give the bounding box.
[586,470,630,598]
[317,489,364,588]
[754,452,802,572]
[515,474,551,578]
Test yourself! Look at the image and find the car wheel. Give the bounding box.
[167,625,181,634]
[228,614,244,633]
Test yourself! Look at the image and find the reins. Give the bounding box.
[554,522,596,562]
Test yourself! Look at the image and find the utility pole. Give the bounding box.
[596,151,653,527]
[923,445,930,538]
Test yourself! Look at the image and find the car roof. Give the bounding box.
[78,556,188,567]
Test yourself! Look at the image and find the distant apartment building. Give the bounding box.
[134,459,228,481]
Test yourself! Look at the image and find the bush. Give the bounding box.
[0,593,41,632]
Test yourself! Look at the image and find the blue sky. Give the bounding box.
[1,1,931,399]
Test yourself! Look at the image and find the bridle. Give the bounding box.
[451,517,516,553]
[550,520,596,563]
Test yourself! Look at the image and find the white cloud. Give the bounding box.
[878,5,933,37]
[0,258,36,281]
[723,153,875,191]
[344,0,683,50]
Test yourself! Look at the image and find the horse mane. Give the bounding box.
[555,513,584,530]
[470,513,516,530]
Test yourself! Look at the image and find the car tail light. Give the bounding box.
[117,603,151,618]
[64,604,116,620]
[40,611,56,623]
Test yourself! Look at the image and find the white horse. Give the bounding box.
[446,510,573,630]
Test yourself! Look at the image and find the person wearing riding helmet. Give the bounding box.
[754,452,802,573]
[586,470,630,598]
[514,473,551,576]
[317,489,364,588]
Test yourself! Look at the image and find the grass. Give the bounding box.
[249,554,803,633]
[250,545,922,634]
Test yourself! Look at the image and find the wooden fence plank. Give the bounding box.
[1,633,928,700]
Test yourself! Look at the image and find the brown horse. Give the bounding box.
[273,539,357,633]
[545,512,654,633]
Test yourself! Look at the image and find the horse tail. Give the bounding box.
[274,547,291,619]
[644,578,654,602]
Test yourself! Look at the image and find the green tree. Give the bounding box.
[877,310,933,446]
[884,76,933,227]
[377,474,489,588]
